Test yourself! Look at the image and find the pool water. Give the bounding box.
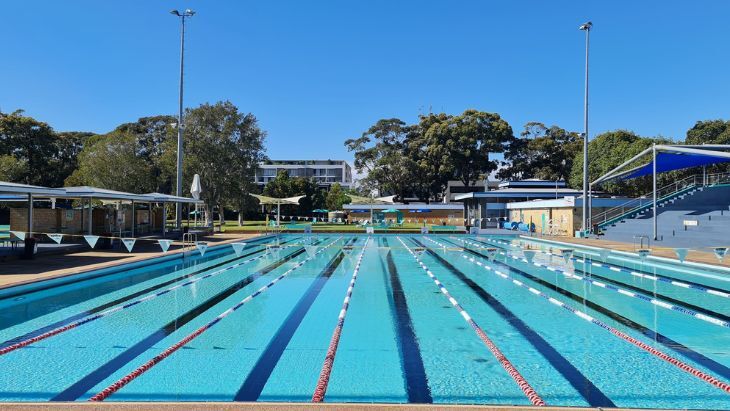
[0,234,728,409]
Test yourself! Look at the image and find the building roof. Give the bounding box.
[0,181,67,196]
[344,203,463,211]
[504,196,634,210]
[498,179,567,188]
[455,187,583,201]
[143,192,204,204]
[61,186,161,202]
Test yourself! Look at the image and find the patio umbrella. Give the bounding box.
[190,174,202,226]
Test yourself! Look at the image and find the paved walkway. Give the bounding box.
[0,233,264,290]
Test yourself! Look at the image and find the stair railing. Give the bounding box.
[593,174,704,228]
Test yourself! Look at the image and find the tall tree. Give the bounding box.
[0,110,58,186]
[50,131,94,187]
[178,101,267,225]
[66,132,155,192]
[325,183,350,210]
[499,122,582,183]
[686,119,730,145]
[113,115,177,193]
[427,109,514,187]
[409,113,453,202]
[345,118,415,201]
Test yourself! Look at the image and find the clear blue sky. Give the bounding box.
[2,0,729,166]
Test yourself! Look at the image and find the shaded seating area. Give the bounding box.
[0,181,202,259]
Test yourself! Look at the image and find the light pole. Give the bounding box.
[579,21,592,235]
[171,8,195,229]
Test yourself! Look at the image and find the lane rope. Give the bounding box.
[311,236,371,402]
[475,237,730,299]
[0,243,289,356]
[451,237,729,329]
[396,236,546,407]
[88,236,344,402]
[427,236,730,395]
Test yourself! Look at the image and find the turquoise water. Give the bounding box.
[0,233,728,409]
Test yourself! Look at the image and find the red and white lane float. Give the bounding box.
[448,237,729,329]
[89,236,343,402]
[450,241,730,396]
[396,236,546,407]
[0,242,285,357]
[312,236,371,402]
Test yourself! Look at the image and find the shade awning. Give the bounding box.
[143,192,204,204]
[620,152,730,180]
[250,194,304,205]
[346,194,395,205]
[0,181,66,196]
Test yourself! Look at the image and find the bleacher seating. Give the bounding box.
[600,184,730,248]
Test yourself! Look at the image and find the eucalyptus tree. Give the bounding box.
[499,122,581,182]
[427,109,514,188]
[345,118,415,201]
[181,101,267,225]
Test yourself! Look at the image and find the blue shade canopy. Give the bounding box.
[620,152,730,180]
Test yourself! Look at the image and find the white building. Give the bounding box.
[255,160,353,189]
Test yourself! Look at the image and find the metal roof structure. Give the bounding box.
[454,187,582,201]
[143,192,203,204]
[343,203,462,210]
[0,181,66,196]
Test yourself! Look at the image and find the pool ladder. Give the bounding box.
[633,235,650,251]
[182,233,198,253]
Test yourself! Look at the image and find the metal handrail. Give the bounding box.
[182,232,197,251]
[593,172,730,227]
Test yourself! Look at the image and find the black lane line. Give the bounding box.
[412,238,614,407]
[51,247,310,401]
[470,238,730,297]
[234,245,349,401]
[379,237,433,404]
[471,239,730,324]
[0,237,301,349]
[444,238,730,381]
[0,234,278,303]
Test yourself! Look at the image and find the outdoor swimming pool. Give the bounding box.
[0,233,728,409]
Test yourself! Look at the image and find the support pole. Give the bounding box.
[277,202,281,226]
[653,144,657,241]
[131,201,136,237]
[588,184,593,234]
[88,197,93,235]
[175,14,187,230]
[162,202,167,237]
[27,194,33,234]
[581,23,591,233]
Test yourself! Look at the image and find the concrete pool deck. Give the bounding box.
[0,233,267,290]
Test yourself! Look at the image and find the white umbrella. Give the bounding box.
[190,174,203,226]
